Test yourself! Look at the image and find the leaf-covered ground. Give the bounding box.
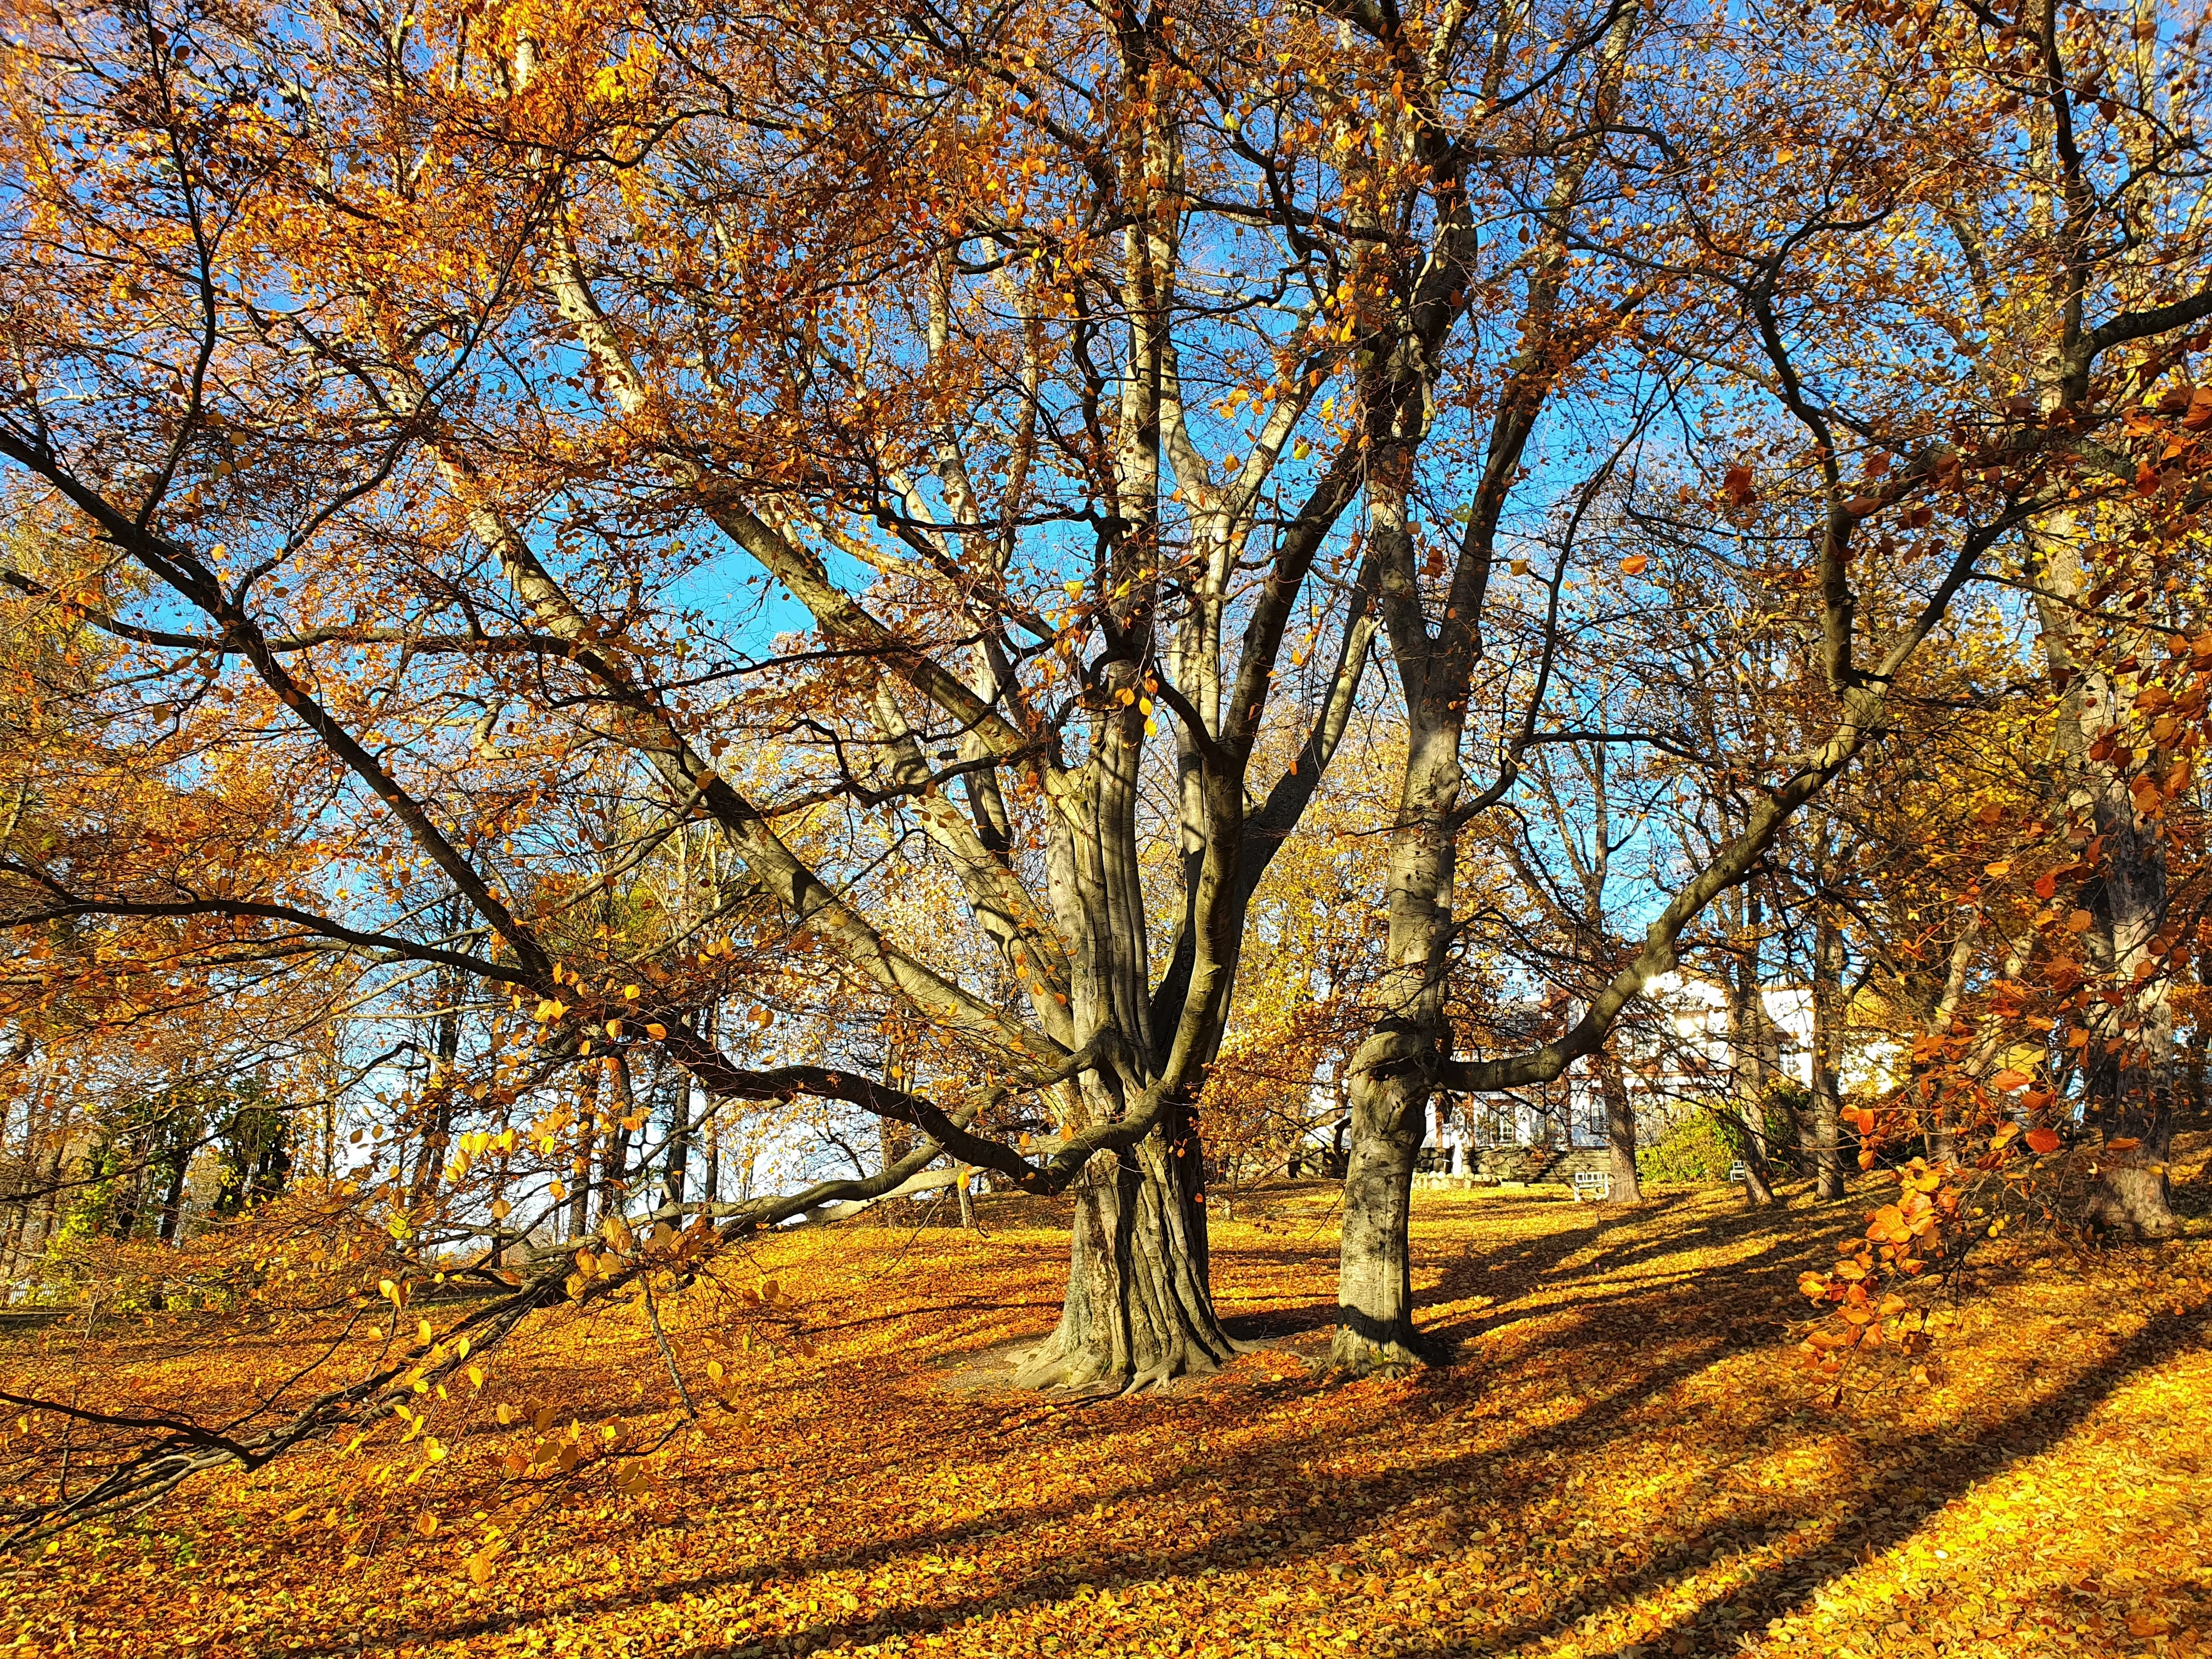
[5,1161,2210,1659]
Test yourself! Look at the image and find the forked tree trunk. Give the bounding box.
[1014,1115,1241,1390]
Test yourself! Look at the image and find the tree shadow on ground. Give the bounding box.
[281,1196,2205,1659]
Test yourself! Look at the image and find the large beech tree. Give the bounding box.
[0,0,1591,1475]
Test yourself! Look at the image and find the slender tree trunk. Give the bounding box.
[876,1114,913,1228]
[1810,901,1847,1201]
[568,1065,599,1242]
[600,1053,636,1225]
[1922,923,1978,1164]
[112,1131,148,1240]
[36,1138,65,1258]
[156,1149,189,1245]
[410,1003,461,1207]
[662,1076,692,1214]
[1725,939,1777,1206]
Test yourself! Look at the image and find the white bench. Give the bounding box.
[1572,1170,1611,1202]
[1728,1160,1748,1184]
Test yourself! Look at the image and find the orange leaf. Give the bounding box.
[1619,554,1649,575]
[2107,1136,2142,1152]
[1987,1069,2032,1092]
[2025,1127,2061,1154]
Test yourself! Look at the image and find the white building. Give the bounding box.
[1437,973,1902,1159]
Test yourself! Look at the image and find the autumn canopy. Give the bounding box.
[1,0,2209,1643]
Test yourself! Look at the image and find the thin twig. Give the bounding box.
[642,1285,696,1420]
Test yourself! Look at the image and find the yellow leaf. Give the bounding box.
[707,1359,725,1381]
[417,1319,433,1345]
[415,1513,438,1537]
[605,1019,623,1039]
[467,1365,486,1390]
[646,1023,668,1041]
[491,1198,510,1221]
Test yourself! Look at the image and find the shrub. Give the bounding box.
[1638,1110,1739,1183]
[1639,1085,1806,1183]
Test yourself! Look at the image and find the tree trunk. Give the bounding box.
[662,1084,692,1213]
[568,1065,599,1242]
[1810,901,1847,1201]
[1335,1051,1429,1369]
[2083,782,2180,1235]
[1724,945,1778,1206]
[1013,1115,1240,1391]
[1333,684,1458,1371]
[600,1053,636,1225]
[410,1002,461,1207]
[156,1150,189,1245]
[876,1114,915,1228]
[1595,1051,1641,1203]
[2028,544,2181,1235]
